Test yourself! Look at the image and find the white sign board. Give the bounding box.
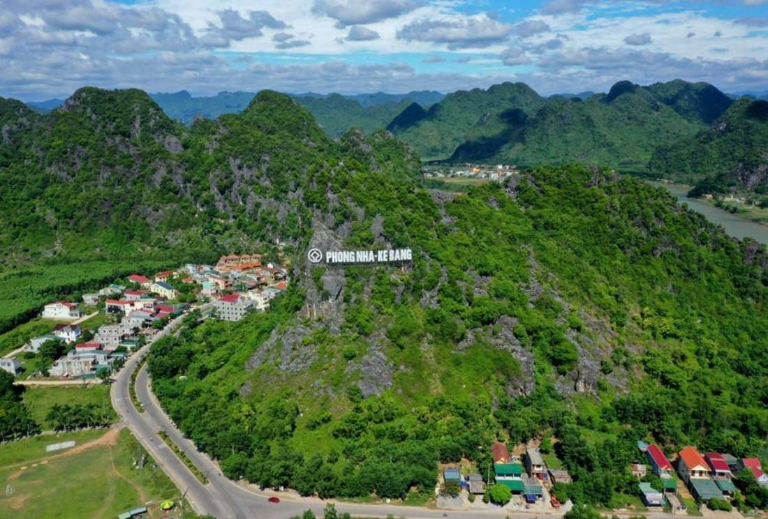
[308,248,412,265]
[46,440,76,452]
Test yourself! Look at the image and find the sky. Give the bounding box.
[1,0,768,101]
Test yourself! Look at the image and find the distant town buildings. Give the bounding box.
[214,294,254,321]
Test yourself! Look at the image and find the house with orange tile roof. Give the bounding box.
[678,447,711,483]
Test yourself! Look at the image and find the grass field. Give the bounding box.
[0,427,183,518]
[78,311,118,332]
[22,385,116,429]
[0,319,58,357]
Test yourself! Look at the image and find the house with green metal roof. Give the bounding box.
[689,478,725,502]
[495,462,524,493]
[639,482,665,506]
[523,477,544,502]
[715,478,737,496]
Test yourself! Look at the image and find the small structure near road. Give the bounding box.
[46,440,76,452]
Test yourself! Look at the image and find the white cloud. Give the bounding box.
[624,33,652,46]
[397,14,514,49]
[312,0,423,26]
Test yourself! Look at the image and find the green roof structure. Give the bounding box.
[495,463,523,477]
[498,479,525,492]
[690,478,725,502]
[661,477,677,490]
[715,478,737,494]
[524,480,544,496]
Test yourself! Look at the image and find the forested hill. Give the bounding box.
[649,98,768,192]
[147,150,767,506]
[0,87,420,268]
[393,79,733,166]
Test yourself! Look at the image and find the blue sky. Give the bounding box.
[2,0,767,100]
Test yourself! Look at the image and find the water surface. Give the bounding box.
[649,182,768,246]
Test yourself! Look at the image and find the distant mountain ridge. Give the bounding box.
[390,79,735,168]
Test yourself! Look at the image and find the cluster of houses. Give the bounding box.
[637,442,768,508]
[185,255,289,321]
[0,254,290,378]
[424,163,519,182]
[443,442,563,506]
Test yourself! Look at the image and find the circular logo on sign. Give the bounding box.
[307,248,323,264]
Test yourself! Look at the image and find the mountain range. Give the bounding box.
[19,80,768,196]
[1,86,767,507]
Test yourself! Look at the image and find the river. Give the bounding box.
[649,182,768,245]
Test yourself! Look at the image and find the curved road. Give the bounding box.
[112,312,680,519]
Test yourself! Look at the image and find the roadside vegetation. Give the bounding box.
[157,430,208,484]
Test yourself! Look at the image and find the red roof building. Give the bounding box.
[219,294,242,304]
[705,453,732,478]
[128,274,150,284]
[742,458,768,482]
[679,447,711,481]
[492,442,511,464]
[646,444,673,476]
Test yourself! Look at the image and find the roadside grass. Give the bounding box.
[542,452,563,470]
[130,356,147,411]
[682,497,702,516]
[0,319,57,357]
[22,385,116,428]
[0,429,104,467]
[157,430,208,484]
[0,428,182,519]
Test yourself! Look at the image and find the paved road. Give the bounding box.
[113,310,697,519]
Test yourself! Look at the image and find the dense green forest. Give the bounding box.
[650,98,768,192]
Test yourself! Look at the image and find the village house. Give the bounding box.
[154,270,175,283]
[106,299,133,313]
[216,254,262,272]
[738,459,768,487]
[549,469,572,484]
[495,462,524,493]
[127,274,151,287]
[525,447,546,479]
[53,324,82,343]
[0,357,20,375]
[631,463,647,479]
[99,284,125,296]
[150,281,178,300]
[639,482,665,507]
[82,293,100,305]
[522,476,544,502]
[95,323,134,350]
[24,334,58,353]
[705,452,732,479]
[42,301,81,319]
[492,442,511,464]
[467,473,485,495]
[213,294,254,321]
[123,311,153,329]
[124,290,149,301]
[678,447,711,482]
[443,468,461,484]
[75,342,102,352]
[646,444,674,477]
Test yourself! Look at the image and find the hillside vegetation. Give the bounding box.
[650,98,768,192]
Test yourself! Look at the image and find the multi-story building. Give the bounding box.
[213,294,254,321]
[42,301,81,319]
[0,357,20,375]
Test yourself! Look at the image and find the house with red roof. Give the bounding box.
[213,293,253,321]
[124,289,149,301]
[678,447,711,483]
[154,270,175,282]
[705,453,732,479]
[646,444,673,477]
[739,458,768,485]
[105,299,132,313]
[127,274,151,287]
[492,442,511,464]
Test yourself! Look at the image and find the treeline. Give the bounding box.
[0,371,39,441]
[45,403,113,432]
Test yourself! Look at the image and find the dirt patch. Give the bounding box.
[9,495,27,510]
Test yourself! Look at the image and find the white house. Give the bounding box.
[42,301,81,319]
[0,357,20,375]
[24,334,59,353]
[213,294,253,321]
[82,293,100,305]
[50,352,96,377]
[53,324,82,343]
[95,323,134,350]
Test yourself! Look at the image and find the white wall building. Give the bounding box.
[42,301,81,319]
[0,357,20,375]
[53,324,82,343]
[24,334,59,353]
[213,294,254,321]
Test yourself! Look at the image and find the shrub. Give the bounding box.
[488,484,512,505]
